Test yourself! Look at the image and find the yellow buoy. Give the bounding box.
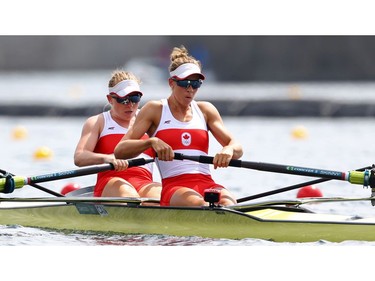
[11,125,28,140]
[33,146,53,160]
[291,125,308,139]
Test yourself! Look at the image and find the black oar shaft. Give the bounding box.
[173,153,371,187]
[27,158,153,184]
[23,180,64,197]
[173,153,374,202]
[238,168,373,203]
[237,165,372,203]
[0,158,154,193]
[176,153,346,180]
[29,158,155,184]
[241,161,345,179]
[237,178,330,203]
[28,164,114,184]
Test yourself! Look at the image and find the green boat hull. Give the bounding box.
[1,201,375,242]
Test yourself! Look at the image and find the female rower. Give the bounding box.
[74,70,161,200]
[114,46,243,206]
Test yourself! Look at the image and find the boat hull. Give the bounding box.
[1,201,375,242]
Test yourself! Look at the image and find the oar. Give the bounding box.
[237,165,372,203]
[0,196,160,204]
[173,153,374,187]
[0,157,154,193]
[0,168,64,197]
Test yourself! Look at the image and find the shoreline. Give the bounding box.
[2,99,375,117]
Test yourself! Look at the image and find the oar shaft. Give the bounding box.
[28,163,114,184]
[173,153,371,186]
[237,165,372,203]
[0,163,114,192]
[237,178,330,203]
[175,153,345,179]
[0,158,154,192]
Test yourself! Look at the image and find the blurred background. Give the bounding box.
[1,35,375,117]
[2,35,375,81]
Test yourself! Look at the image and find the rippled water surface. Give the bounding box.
[2,116,375,246]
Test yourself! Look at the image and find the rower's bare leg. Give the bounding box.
[170,187,209,207]
[101,178,140,198]
[139,182,162,206]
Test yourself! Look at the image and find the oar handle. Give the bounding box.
[128,157,154,167]
[174,153,242,167]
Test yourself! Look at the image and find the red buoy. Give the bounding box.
[61,183,81,195]
[296,185,323,198]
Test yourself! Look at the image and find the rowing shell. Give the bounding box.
[1,189,375,242]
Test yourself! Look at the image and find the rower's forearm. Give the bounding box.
[230,142,244,160]
[74,151,114,167]
[114,139,152,159]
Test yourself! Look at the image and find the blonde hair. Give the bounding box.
[108,69,141,87]
[168,45,202,72]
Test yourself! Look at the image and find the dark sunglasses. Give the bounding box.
[172,78,202,89]
[110,94,141,105]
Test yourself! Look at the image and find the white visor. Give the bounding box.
[170,63,205,80]
[108,80,143,97]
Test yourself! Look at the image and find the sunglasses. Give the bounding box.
[172,78,202,89]
[110,94,141,105]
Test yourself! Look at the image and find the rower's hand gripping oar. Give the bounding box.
[174,153,375,203]
[0,157,154,193]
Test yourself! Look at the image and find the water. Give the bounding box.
[1,72,375,277]
[2,116,375,243]
[2,116,374,278]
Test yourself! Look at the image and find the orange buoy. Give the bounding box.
[297,185,323,198]
[61,183,81,195]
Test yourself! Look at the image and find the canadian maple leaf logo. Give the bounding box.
[181,132,191,146]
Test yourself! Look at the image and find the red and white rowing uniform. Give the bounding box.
[93,110,155,196]
[153,99,224,206]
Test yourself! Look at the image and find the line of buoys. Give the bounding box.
[10,126,54,161]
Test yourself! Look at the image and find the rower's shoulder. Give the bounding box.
[141,100,163,111]
[196,100,217,112]
[83,113,104,127]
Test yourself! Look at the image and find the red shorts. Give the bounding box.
[160,173,225,206]
[94,168,153,197]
